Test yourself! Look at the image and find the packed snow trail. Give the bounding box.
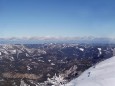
[64,56,115,86]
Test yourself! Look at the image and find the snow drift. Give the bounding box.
[65,56,115,86]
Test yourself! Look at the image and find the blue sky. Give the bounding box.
[0,0,115,38]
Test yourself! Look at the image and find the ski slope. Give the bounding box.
[65,56,115,86]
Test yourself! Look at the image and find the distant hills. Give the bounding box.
[0,37,115,44]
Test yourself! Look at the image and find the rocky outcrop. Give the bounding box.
[60,65,78,78]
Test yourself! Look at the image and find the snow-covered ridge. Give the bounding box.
[65,56,115,86]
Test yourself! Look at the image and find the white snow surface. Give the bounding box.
[97,48,102,55]
[0,52,1,55]
[65,56,115,86]
[79,48,84,51]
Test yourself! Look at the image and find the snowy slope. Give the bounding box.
[65,56,115,86]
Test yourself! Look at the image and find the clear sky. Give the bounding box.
[0,0,115,38]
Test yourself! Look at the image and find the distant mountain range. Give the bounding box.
[0,37,115,44]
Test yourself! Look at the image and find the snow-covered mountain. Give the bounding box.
[0,43,114,86]
[65,56,115,86]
